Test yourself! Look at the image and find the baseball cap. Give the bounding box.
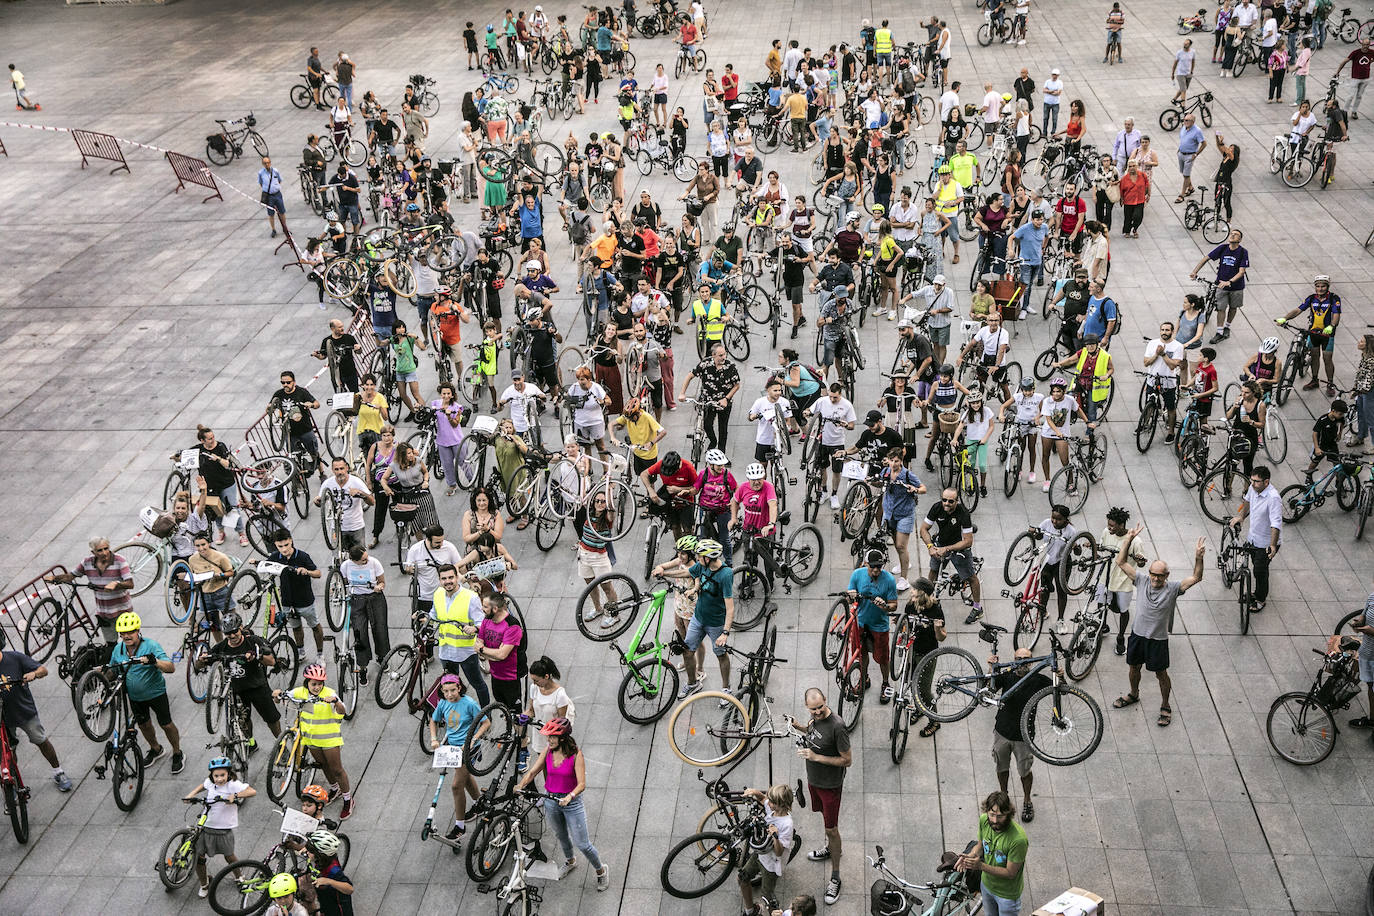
[1051,67,1061,75]
[511,367,525,378]
[933,274,946,284]
[897,318,913,329]
[864,409,883,426]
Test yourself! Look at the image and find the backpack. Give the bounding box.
[899,69,916,95]
[569,212,592,245]
[513,610,531,680]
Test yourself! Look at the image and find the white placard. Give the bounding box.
[279,808,319,837]
[432,745,464,768]
[191,569,217,584]
[330,392,356,411]
[179,448,201,470]
[257,561,287,577]
[841,460,868,481]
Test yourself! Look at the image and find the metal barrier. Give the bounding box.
[347,307,381,369]
[165,150,222,203]
[0,565,94,657]
[0,136,7,157]
[71,128,130,175]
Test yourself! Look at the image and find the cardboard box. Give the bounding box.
[1033,887,1105,916]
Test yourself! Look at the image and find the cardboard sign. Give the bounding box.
[432,745,464,768]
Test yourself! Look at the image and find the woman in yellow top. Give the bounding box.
[353,374,389,459]
[274,663,355,820]
[875,220,903,319]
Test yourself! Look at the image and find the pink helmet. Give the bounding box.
[303,663,327,682]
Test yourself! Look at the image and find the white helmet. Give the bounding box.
[1259,336,1280,354]
[846,211,861,224]
[745,462,766,481]
[705,449,729,465]
[524,260,541,272]
[1314,274,1330,284]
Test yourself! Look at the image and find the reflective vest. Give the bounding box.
[292,685,343,748]
[935,178,961,215]
[875,28,894,54]
[433,586,480,651]
[692,298,726,340]
[1074,348,1112,402]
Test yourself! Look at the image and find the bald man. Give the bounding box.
[988,647,1052,822]
[787,687,852,906]
[1112,525,1205,728]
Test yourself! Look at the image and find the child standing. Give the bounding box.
[736,784,796,915]
[464,23,480,70]
[184,757,255,898]
[429,674,486,840]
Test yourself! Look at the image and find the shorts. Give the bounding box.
[11,716,48,745]
[1176,74,1192,93]
[342,528,366,552]
[131,692,174,727]
[807,782,843,829]
[1216,286,1244,313]
[654,92,668,104]
[818,442,844,473]
[492,676,522,709]
[398,369,419,383]
[98,616,119,644]
[876,52,893,67]
[1107,29,1122,44]
[533,362,560,392]
[883,511,915,535]
[1159,385,1179,411]
[928,549,974,582]
[940,220,959,242]
[1177,150,1198,177]
[685,615,728,657]
[785,284,805,306]
[576,420,607,443]
[860,625,890,665]
[263,191,287,216]
[285,603,320,628]
[237,684,283,726]
[928,325,951,346]
[1107,591,1132,614]
[739,854,780,898]
[820,337,843,368]
[195,827,236,860]
[619,118,633,131]
[1125,633,1170,672]
[1360,656,1374,684]
[755,441,779,463]
[992,730,1034,777]
[577,547,613,578]
[202,587,232,630]
[1305,330,1336,352]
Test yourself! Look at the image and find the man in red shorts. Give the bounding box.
[788,686,852,906]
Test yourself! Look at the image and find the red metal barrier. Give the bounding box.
[0,136,7,157]
[242,403,325,464]
[71,128,130,175]
[0,565,94,658]
[165,150,222,203]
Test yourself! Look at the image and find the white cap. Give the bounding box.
[1051,67,1061,74]
[933,274,946,284]
[862,17,871,25]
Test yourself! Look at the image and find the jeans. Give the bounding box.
[1312,17,1327,49]
[981,889,1023,916]
[1247,544,1271,603]
[341,84,354,108]
[698,508,734,566]
[1042,103,1059,136]
[1294,74,1307,104]
[1355,392,1374,442]
[350,591,391,668]
[215,483,247,534]
[442,656,491,707]
[545,796,603,870]
[1018,261,1043,288]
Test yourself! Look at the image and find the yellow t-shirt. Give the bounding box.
[784,92,808,119]
[879,236,901,263]
[948,152,978,191]
[356,393,389,435]
[614,412,663,460]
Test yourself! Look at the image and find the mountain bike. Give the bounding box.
[1158,90,1214,131]
[158,796,239,890]
[1134,370,1172,453]
[734,521,824,602]
[0,677,31,842]
[1197,426,1255,525]
[1048,428,1106,514]
[1217,522,1258,636]
[914,622,1104,765]
[817,590,872,732]
[867,841,984,916]
[886,608,935,765]
[75,658,147,811]
[20,578,111,705]
[265,694,322,804]
[1000,526,1079,652]
[1280,454,1365,523]
[574,574,688,723]
[996,419,1036,497]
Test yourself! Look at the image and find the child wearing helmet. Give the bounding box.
[677,539,735,699]
[183,756,256,896]
[998,377,1045,485]
[1037,377,1089,491]
[264,873,308,916]
[109,610,186,774]
[275,665,354,820]
[304,829,354,911]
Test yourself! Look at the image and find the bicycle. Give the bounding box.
[1134,370,1172,453]
[289,73,339,109]
[1280,453,1365,524]
[1057,542,1123,682]
[158,795,239,890]
[1217,522,1258,636]
[1265,634,1363,765]
[205,113,269,166]
[207,805,348,916]
[374,617,445,754]
[406,72,441,116]
[1158,90,1214,131]
[673,42,708,78]
[1182,185,1230,244]
[74,658,147,811]
[1354,461,1374,540]
[977,6,1017,44]
[996,418,1036,497]
[263,694,324,805]
[815,590,876,731]
[0,677,31,842]
[733,521,824,606]
[1000,526,1081,652]
[1048,428,1106,514]
[914,622,1104,765]
[867,841,984,916]
[19,578,111,706]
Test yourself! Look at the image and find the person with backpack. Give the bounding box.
[476,592,525,709]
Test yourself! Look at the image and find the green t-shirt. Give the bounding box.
[977,813,1028,900]
[393,336,418,374]
[689,561,733,627]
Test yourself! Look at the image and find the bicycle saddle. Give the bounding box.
[978,623,1007,643]
[937,841,980,873]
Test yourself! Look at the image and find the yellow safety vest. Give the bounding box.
[292,685,343,748]
[875,28,894,54]
[433,586,480,651]
[692,299,726,340]
[1074,348,1112,402]
[935,178,962,215]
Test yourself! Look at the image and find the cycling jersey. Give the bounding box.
[1297,292,1341,332]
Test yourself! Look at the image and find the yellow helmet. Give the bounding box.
[115,612,142,634]
[268,873,297,898]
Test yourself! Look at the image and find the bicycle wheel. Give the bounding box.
[1003,442,1022,497]
[325,568,347,632]
[723,322,750,361]
[75,668,116,742]
[115,540,162,597]
[1158,107,1181,132]
[1021,683,1103,765]
[289,84,312,109]
[1049,464,1088,514]
[1357,488,1373,540]
[600,478,637,542]
[660,830,737,899]
[164,558,194,625]
[504,463,537,517]
[266,732,297,804]
[1012,599,1045,652]
[785,524,824,585]
[1002,531,1038,586]
[575,573,640,641]
[336,654,359,720]
[1338,470,1362,512]
[267,634,298,694]
[1178,437,1205,489]
[323,410,352,463]
[1059,531,1098,595]
[464,701,516,777]
[911,647,982,722]
[208,859,273,916]
[1065,609,1107,682]
[157,827,197,889]
[1201,212,1230,245]
[1135,403,1159,453]
[835,662,864,731]
[21,597,63,664]
[205,664,228,734]
[1263,407,1288,463]
[1199,466,1246,524]
[112,738,145,811]
[373,644,414,709]
[890,685,911,765]
[618,657,681,724]
[1282,153,1316,188]
[1265,691,1337,765]
[1237,566,1253,636]
[730,565,770,631]
[668,689,753,768]
[840,482,874,539]
[186,636,213,703]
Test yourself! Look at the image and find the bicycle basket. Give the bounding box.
[1042,144,1062,164]
[685,197,704,216]
[601,160,618,178]
[1316,654,1361,708]
[389,503,420,523]
[140,506,177,538]
[870,879,914,916]
[521,799,545,841]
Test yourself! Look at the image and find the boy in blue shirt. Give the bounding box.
[847,549,898,702]
[109,611,186,773]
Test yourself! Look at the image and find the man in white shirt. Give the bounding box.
[806,383,857,508]
[939,80,961,122]
[782,40,804,81]
[1258,9,1279,69]
[1111,117,1142,171]
[404,527,465,615]
[1042,68,1063,135]
[1231,465,1281,612]
[960,313,1013,399]
[981,82,1003,126]
[498,369,547,435]
[1233,0,1260,39]
[747,377,799,463]
[412,258,440,344]
[889,186,921,259]
[316,457,375,551]
[631,277,670,319]
[1142,321,1186,442]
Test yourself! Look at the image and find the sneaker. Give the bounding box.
[1350,716,1374,728]
[1022,799,1035,822]
[1114,640,1126,656]
[678,680,702,699]
[830,494,840,510]
[358,668,368,686]
[198,885,210,899]
[557,858,578,879]
[247,738,259,755]
[445,822,466,841]
[964,606,984,625]
[1042,482,1051,492]
[873,308,887,318]
[887,311,896,321]
[599,612,621,630]
[897,577,910,592]
[1165,433,1175,443]
[517,749,529,772]
[1250,601,1265,613]
[340,797,355,820]
[718,688,735,708]
[582,606,603,623]
[1027,471,1036,483]
[170,751,185,775]
[142,744,166,767]
[924,458,935,471]
[824,875,842,905]
[979,485,987,497]
[807,846,832,861]
[238,533,249,547]
[1345,436,1364,448]
[881,684,894,704]
[213,530,226,545]
[54,772,73,792]
[892,562,903,573]
[596,864,611,891]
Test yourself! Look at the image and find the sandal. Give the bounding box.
[1157,705,1172,727]
[1112,693,1140,709]
[517,517,530,530]
[919,721,941,738]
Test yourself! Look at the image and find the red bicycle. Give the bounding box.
[1000,527,1090,651]
[0,676,32,843]
[820,589,892,732]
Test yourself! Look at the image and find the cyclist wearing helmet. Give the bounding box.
[1143,320,1186,439]
[998,377,1045,484]
[748,376,801,462]
[652,534,706,644]
[849,548,899,701]
[202,610,283,748]
[693,449,739,564]
[46,537,134,644]
[678,539,736,698]
[1240,336,1281,397]
[1188,228,1248,343]
[689,281,729,356]
[640,450,698,538]
[429,674,484,840]
[873,217,904,319]
[109,611,186,773]
[921,364,971,472]
[732,462,779,544]
[515,717,612,890]
[1277,275,1341,394]
[304,829,355,915]
[264,872,307,916]
[953,387,998,497]
[1053,332,1113,424]
[613,396,667,475]
[275,663,353,819]
[823,211,865,265]
[1038,376,1089,491]
[183,756,255,896]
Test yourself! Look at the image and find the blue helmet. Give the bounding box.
[208,756,233,772]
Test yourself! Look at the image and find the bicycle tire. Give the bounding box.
[336,653,359,720]
[660,830,737,899]
[504,463,537,517]
[75,668,116,742]
[1263,407,1288,463]
[1282,154,1316,188]
[1199,466,1246,525]
[618,657,681,724]
[115,540,163,598]
[890,686,912,764]
[21,596,64,664]
[840,483,874,539]
[373,644,414,709]
[911,647,982,722]
[1237,567,1253,636]
[112,738,144,811]
[325,567,347,632]
[1158,107,1181,131]
[158,827,197,889]
[205,664,228,734]
[835,662,864,731]
[730,565,770,631]
[668,690,751,767]
[266,634,298,694]
[186,636,213,703]
[1065,609,1107,682]
[208,859,273,916]
[1202,213,1230,245]
[575,573,641,642]
[1003,442,1022,497]
[1338,471,1362,513]
[1135,402,1159,453]
[1358,489,1373,540]
[1178,436,1205,489]
[1265,691,1337,765]
[599,477,637,542]
[1021,683,1103,765]
[1012,599,1045,652]
[784,524,824,585]
[205,137,233,166]
[266,732,297,804]
[289,84,313,109]
[464,701,516,777]
[1049,464,1087,514]
[1059,531,1098,595]
[1002,531,1038,587]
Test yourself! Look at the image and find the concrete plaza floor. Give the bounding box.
[0,0,1373,913]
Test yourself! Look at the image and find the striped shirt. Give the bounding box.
[75,554,134,620]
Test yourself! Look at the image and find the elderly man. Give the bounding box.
[46,538,135,645]
[1111,117,1142,172]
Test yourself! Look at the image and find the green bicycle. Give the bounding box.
[158,795,239,891]
[574,573,690,724]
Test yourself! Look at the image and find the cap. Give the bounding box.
[933,274,946,284]
[897,318,913,329]
[1051,67,1061,74]
[511,367,525,378]
[864,409,883,426]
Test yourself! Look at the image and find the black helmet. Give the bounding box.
[221,611,244,633]
[660,451,682,475]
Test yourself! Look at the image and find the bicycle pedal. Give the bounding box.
[93,766,107,780]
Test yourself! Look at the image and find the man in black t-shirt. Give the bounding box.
[617,223,646,287]
[920,488,984,623]
[851,410,905,468]
[369,110,400,159]
[314,319,361,392]
[202,611,283,748]
[988,647,1052,822]
[1050,267,1091,350]
[902,578,947,739]
[271,371,323,476]
[307,47,326,108]
[0,639,74,791]
[525,308,563,395]
[333,162,363,232]
[714,224,744,266]
[1304,399,1348,476]
[772,234,814,338]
